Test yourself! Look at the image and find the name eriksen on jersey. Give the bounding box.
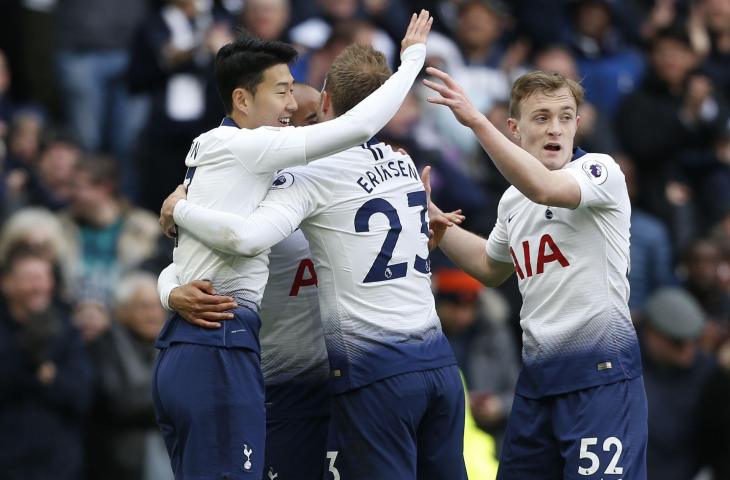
[356,159,419,194]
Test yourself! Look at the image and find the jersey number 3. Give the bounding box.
[355,192,429,283]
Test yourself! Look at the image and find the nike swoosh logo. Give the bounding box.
[508,212,517,223]
[230,329,246,334]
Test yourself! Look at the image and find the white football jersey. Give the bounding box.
[174,119,307,307]
[256,143,455,392]
[260,230,327,385]
[486,151,641,397]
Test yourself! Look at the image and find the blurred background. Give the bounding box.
[0,0,728,479]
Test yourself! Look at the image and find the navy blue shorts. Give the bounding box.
[325,365,467,480]
[498,376,648,480]
[263,415,329,480]
[152,343,265,479]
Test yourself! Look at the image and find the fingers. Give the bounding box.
[422,78,457,99]
[424,66,461,92]
[420,165,432,196]
[191,279,215,294]
[402,9,431,49]
[181,312,222,329]
[444,209,465,224]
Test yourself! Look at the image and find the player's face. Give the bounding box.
[291,84,321,126]
[247,63,297,128]
[509,87,579,170]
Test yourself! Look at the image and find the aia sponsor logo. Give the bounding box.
[509,234,569,280]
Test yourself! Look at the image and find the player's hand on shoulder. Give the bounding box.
[160,184,188,238]
[170,280,237,329]
[401,9,433,54]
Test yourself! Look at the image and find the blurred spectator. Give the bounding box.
[241,0,291,42]
[292,18,386,89]
[694,0,730,95]
[434,268,518,448]
[0,207,74,300]
[697,337,730,479]
[57,156,161,307]
[641,287,718,480]
[680,238,730,352]
[567,0,645,115]
[55,0,149,198]
[616,24,729,239]
[85,272,172,480]
[454,0,523,70]
[5,108,44,169]
[128,0,229,211]
[616,154,676,316]
[0,245,94,480]
[289,0,397,65]
[29,136,82,211]
[0,49,14,135]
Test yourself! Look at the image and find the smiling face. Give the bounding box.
[508,87,580,170]
[236,63,297,128]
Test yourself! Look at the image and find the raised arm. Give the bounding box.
[423,67,581,208]
[300,10,431,161]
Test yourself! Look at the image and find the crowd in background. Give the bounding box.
[0,0,729,479]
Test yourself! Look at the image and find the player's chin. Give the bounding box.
[539,150,570,170]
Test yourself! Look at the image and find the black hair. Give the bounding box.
[215,32,298,114]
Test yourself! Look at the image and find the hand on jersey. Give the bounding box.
[423,67,485,128]
[401,9,433,54]
[421,166,464,251]
[160,184,188,238]
[169,280,238,329]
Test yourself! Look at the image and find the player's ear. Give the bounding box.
[232,88,250,115]
[507,117,520,140]
[575,114,581,130]
[320,90,331,116]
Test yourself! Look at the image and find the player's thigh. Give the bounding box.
[325,373,430,480]
[264,415,329,480]
[155,343,266,479]
[557,377,648,480]
[416,365,467,480]
[497,393,563,480]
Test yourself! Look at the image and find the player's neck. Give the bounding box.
[230,111,253,129]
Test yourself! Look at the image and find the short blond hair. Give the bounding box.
[508,70,584,119]
[325,44,392,116]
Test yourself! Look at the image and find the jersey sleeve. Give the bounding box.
[224,44,425,175]
[157,263,180,311]
[485,212,511,263]
[565,154,627,209]
[226,126,308,174]
[172,165,333,257]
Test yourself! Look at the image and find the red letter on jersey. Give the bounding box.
[536,234,570,274]
[510,246,525,280]
[290,259,318,296]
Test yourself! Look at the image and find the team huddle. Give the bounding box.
[152,9,648,480]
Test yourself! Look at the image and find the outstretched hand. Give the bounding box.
[401,9,433,54]
[160,184,188,238]
[169,280,238,329]
[422,67,484,128]
[421,166,465,251]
